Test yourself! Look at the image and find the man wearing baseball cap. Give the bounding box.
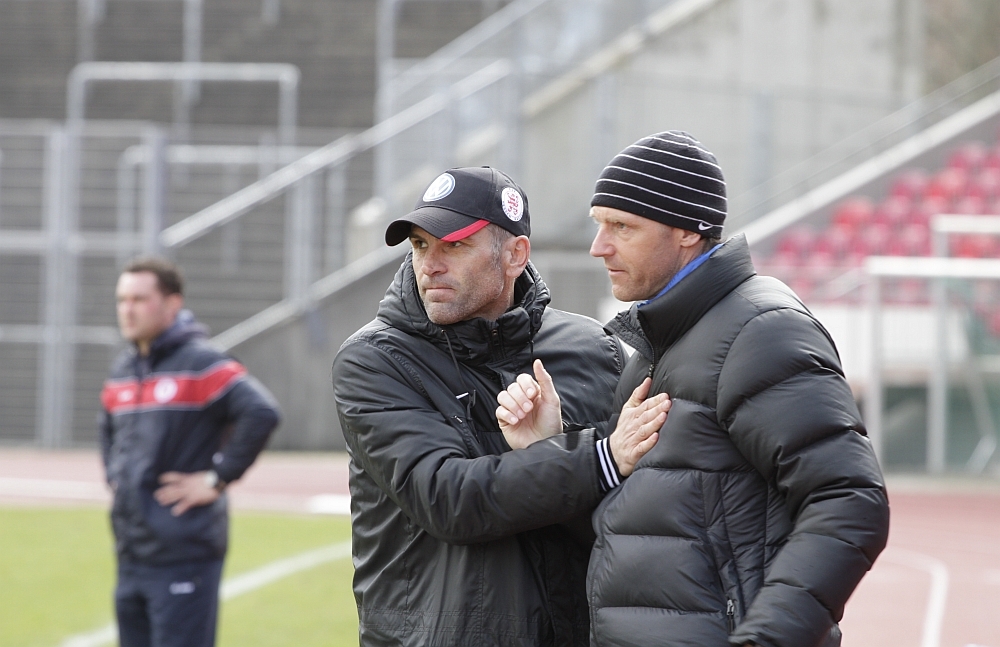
[333,166,671,646]
[497,132,890,647]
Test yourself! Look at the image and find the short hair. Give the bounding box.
[122,257,184,296]
[700,235,722,253]
[487,223,514,258]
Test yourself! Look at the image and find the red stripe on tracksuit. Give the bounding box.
[101,360,246,414]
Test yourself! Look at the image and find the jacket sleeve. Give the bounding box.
[99,410,114,482]
[333,339,605,545]
[716,308,890,647]
[213,373,281,484]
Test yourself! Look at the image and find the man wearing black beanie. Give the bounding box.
[497,131,890,647]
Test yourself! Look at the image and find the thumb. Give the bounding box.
[534,359,558,402]
[625,377,652,409]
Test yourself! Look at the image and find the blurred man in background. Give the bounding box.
[497,131,890,647]
[333,166,669,646]
[100,257,280,647]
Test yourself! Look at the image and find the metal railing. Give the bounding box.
[377,0,682,122]
[729,56,1000,233]
[160,59,514,252]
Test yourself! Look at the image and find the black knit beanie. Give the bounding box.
[591,131,727,237]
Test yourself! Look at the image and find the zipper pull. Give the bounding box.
[726,598,736,632]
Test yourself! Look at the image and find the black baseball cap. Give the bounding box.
[384,166,530,246]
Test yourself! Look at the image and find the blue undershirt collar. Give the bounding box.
[638,243,724,308]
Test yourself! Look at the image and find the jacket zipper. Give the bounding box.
[726,598,736,633]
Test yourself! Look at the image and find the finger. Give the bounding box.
[515,372,540,400]
[496,405,521,425]
[641,400,672,424]
[154,486,180,506]
[624,378,652,409]
[632,431,660,459]
[172,500,192,516]
[497,391,525,424]
[158,472,182,484]
[533,360,559,404]
[503,383,534,414]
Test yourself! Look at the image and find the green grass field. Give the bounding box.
[0,506,357,647]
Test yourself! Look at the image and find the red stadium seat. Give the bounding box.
[864,222,892,256]
[912,196,949,227]
[925,167,968,204]
[947,142,988,172]
[971,167,1000,202]
[900,223,930,256]
[873,195,911,228]
[776,226,815,258]
[766,249,802,268]
[889,169,928,200]
[953,195,987,215]
[813,225,852,258]
[832,197,874,229]
[952,234,997,258]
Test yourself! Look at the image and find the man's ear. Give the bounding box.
[165,292,184,319]
[505,236,531,278]
[677,228,703,249]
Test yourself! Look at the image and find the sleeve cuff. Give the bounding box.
[595,437,625,492]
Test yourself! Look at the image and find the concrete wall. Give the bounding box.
[520,0,916,247]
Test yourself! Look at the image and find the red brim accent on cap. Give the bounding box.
[441,219,489,242]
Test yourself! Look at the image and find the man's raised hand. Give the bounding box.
[609,378,671,476]
[496,359,563,449]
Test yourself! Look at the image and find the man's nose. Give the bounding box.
[421,246,447,274]
[590,229,611,258]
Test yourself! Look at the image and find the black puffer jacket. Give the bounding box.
[333,256,624,647]
[100,310,280,565]
[588,236,889,647]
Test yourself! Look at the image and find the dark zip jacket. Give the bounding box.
[588,236,890,647]
[100,310,280,565]
[333,256,624,647]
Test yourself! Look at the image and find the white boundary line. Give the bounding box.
[881,547,950,647]
[57,540,352,647]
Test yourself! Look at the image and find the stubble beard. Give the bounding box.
[611,252,689,303]
[421,251,506,325]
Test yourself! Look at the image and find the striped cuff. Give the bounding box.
[596,437,624,492]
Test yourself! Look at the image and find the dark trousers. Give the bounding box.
[115,558,224,647]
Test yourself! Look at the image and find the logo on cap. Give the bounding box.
[697,221,714,231]
[501,187,524,222]
[423,173,456,202]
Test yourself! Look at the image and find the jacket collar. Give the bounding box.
[606,235,756,360]
[128,309,209,372]
[377,252,550,366]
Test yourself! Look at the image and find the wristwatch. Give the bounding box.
[203,470,226,492]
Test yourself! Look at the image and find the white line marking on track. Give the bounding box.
[307,493,351,515]
[57,540,352,647]
[882,548,950,647]
[0,478,108,501]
